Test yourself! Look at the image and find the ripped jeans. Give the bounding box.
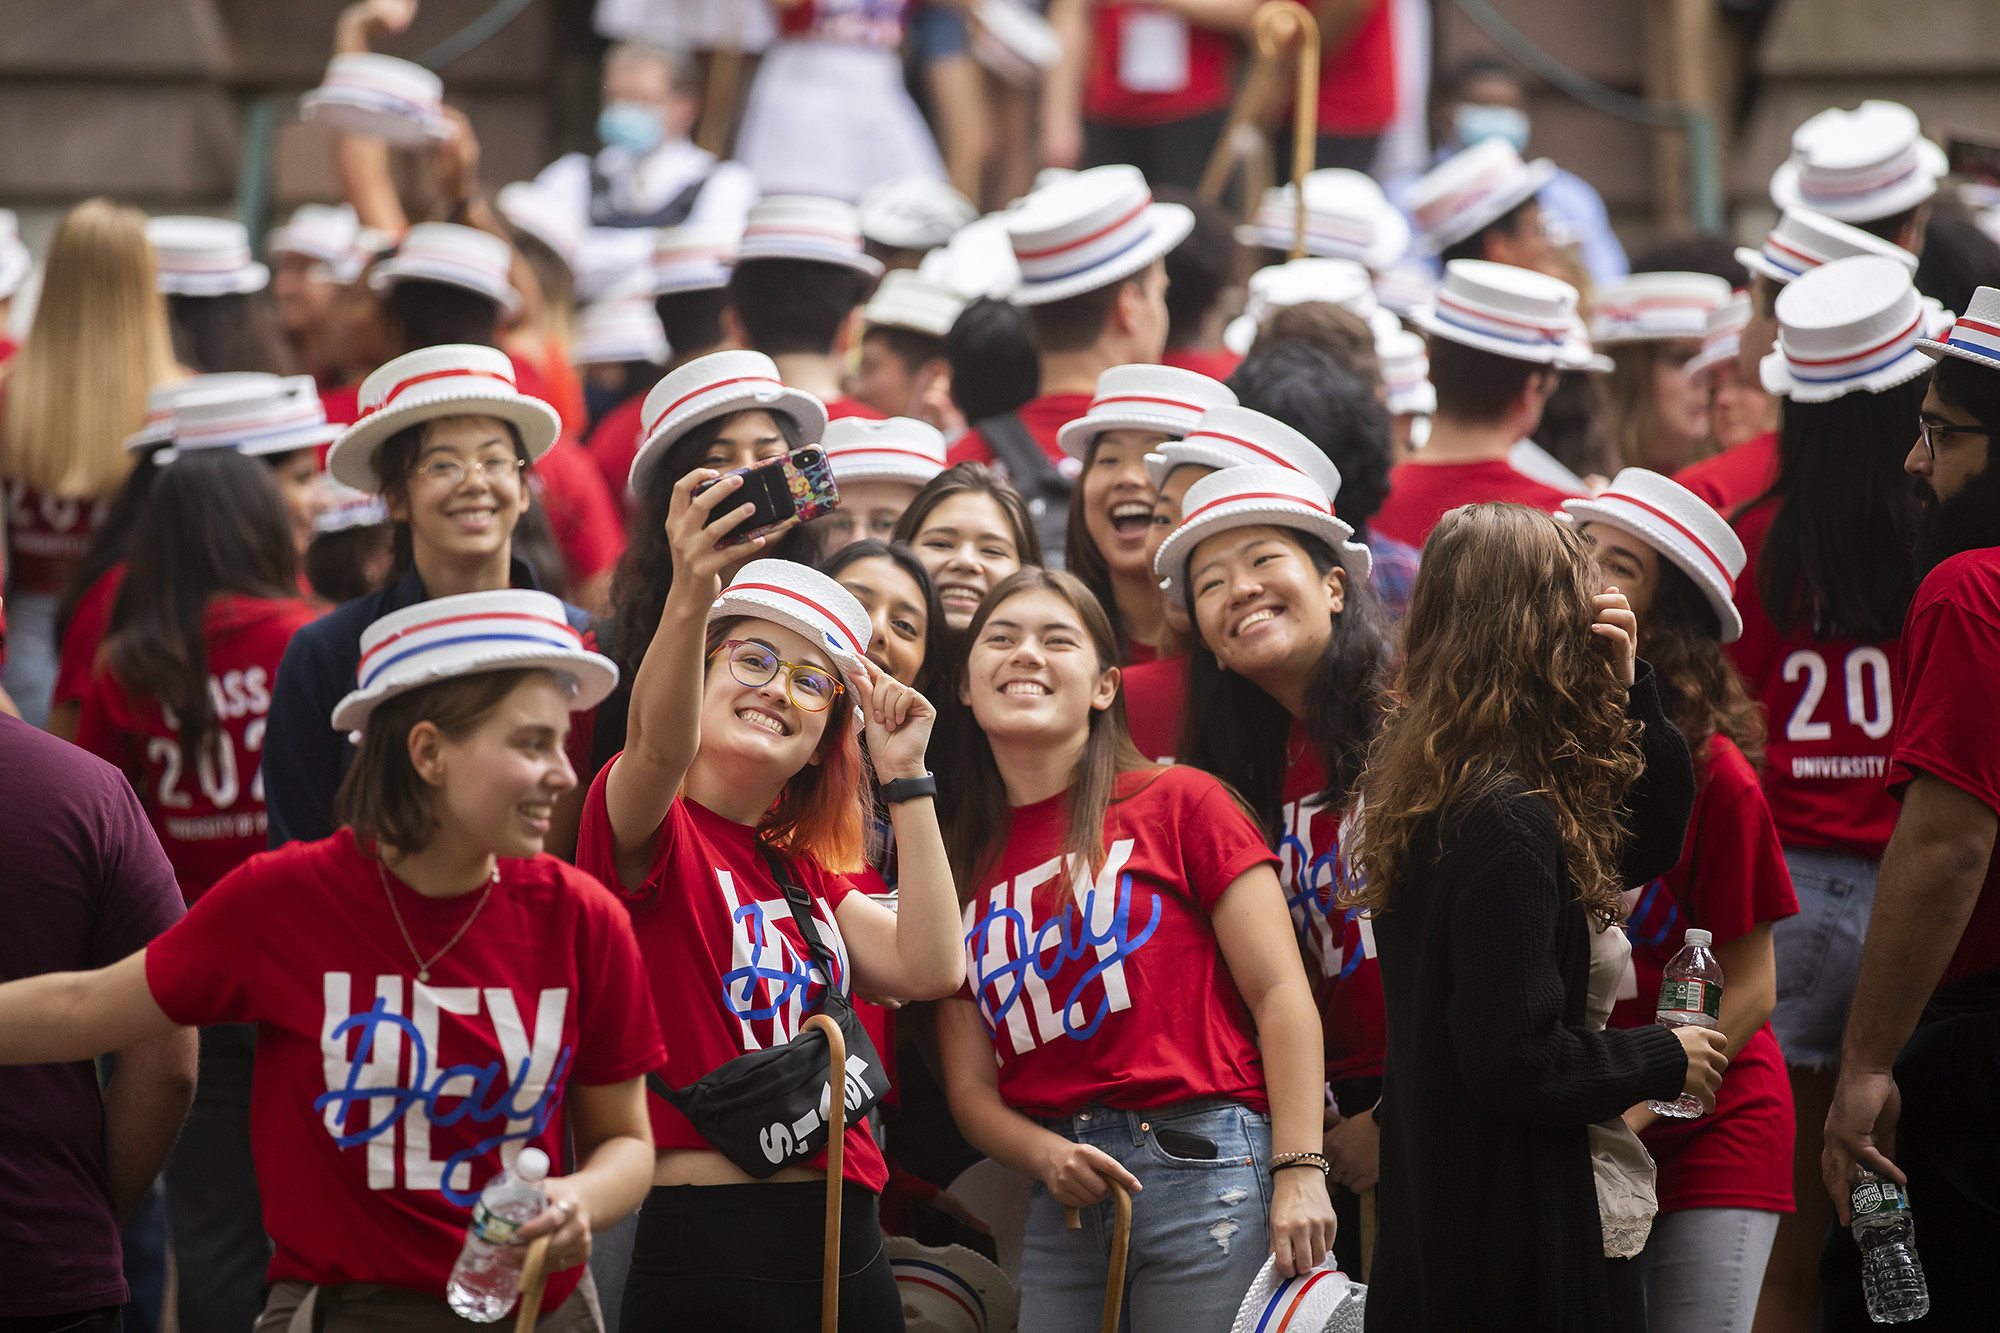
[1023,1099,1273,1333]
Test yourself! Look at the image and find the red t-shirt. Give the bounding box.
[319,382,363,428]
[532,437,627,584]
[1279,728,1383,1085]
[75,594,318,904]
[778,0,909,48]
[574,779,888,1190]
[960,766,1277,1118]
[1608,737,1799,1213]
[4,480,108,596]
[1727,498,1902,860]
[1083,4,1239,127]
[1371,458,1579,549]
[585,392,646,505]
[826,396,885,422]
[54,562,126,708]
[1312,0,1396,134]
[1121,654,1185,763]
[947,392,1095,472]
[143,829,665,1304]
[1162,346,1243,381]
[1675,431,1778,520]
[1888,546,2000,986]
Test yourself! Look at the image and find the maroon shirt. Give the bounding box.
[0,713,184,1316]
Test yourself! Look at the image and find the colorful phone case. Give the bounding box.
[702,447,842,546]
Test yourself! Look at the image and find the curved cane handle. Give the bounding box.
[1253,1,1323,259]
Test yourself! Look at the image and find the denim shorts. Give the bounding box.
[1022,1099,1272,1333]
[1770,845,1880,1070]
[911,3,968,62]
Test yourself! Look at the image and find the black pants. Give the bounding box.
[1327,1075,1380,1281]
[1084,110,1229,192]
[619,1182,904,1332]
[165,1025,271,1333]
[0,1312,122,1333]
[1603,1255,1648,1332]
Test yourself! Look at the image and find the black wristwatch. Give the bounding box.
[879,773,937,805]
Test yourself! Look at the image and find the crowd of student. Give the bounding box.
[1,10,2000,1333]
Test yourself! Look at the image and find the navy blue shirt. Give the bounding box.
[263,559,590,847]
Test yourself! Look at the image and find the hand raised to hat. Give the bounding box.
[1591,588,1638,688]
[334,0,416,54]
[851,661,936,782]
[663,467,790,605]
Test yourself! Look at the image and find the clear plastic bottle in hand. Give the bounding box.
[1648,927,1722,1119]
[1852,1169,1929,1323]
[445,1147,550,1322]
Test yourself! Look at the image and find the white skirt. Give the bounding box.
[735,40,946,203]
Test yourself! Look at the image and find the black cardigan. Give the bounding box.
[1365,667,1697,1333]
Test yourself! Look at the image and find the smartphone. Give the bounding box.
[1153,1128,1219,1160]
[697,447,841,547]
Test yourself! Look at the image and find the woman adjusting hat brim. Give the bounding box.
[709,559,874,686]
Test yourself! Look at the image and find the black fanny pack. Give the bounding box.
[647,844,890,1178]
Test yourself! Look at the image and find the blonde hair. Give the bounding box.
[0,199,177,497]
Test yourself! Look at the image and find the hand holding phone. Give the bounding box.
[694,447,841,547]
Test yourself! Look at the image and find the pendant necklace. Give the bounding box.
[378,857,498,983]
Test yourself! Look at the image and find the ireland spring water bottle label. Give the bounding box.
[1852,1177,1911,1218]
[470,1197,519,1244]
[1657,977,1720,1021]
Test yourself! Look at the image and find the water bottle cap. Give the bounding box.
[515,1147,550,1183]
[1685,928,1713,947]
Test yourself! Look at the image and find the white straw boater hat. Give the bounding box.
[1377,326,1436,416]
[299,52,450,147]
[164,374,340,461]
[970,0,1062,86]
[327,344,561,492]
[1223,257,1380,356]
[1407,138,1557,255]
[331,590,617,733]
[1057,364,1237,460]
[125,373,280,452]
[884,1236,1020,1333]
[1236,168,1411,271]
[1145,403,1341,498]
[1372,259,1438,318]
[1005,164,1194,306]
[1761,254,1935,404]
[652,222,740,296]
[1769,100,1947,224]
[147,216,268,296]
[859,176,978,252]
[1918,284,2000,371]
[1228,1255,1366,1333]
[1415,259,1599,370]
[370,222,522,316]
[822,416,947,488]
[267,204,365,282]
[864,269,969,339]
[1591,271,1732,346]
[736,195,885,278]
[628,350,828,494]
[1735,207,1917,288]
[709,560,872,685]
[314,478,390,534]
[1562,468,1747,642]
[571,297,668,367]
[1155,464,1371,598]
[496,181,584,275]
[0,210,29,300]
[1686,291,1752,382]
[919,213,1021,301]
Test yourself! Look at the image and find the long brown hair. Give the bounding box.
[1348,505,1644,924]
[939,568,1157,898]
[0,199,177,496]
[1600,341,1716,473]
[1642,557,1766,770]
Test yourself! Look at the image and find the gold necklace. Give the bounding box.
[377,857,497,984]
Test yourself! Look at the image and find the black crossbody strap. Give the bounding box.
[976,411,1067,499]
[756,842,839,977]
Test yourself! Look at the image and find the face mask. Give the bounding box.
[1454,103,1531,155]
[598,101,666,156]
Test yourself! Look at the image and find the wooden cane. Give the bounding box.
[512,1235,550,1333]
[1359,1185,1376,1282]
[1063,1183,1133,1333]
[1252,2,1322,259]
[806,1013,847,1333]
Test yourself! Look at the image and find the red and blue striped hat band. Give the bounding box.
[1005,164,1194,306]
[1768,100,1946,224]
[709,559,874,686]
[300,53,449,148]
[1228,1255,1366,1333]
[736,195,885,278]
[1413,259,1597,369]
[369,223,522,316]
[1733,207,1918,289]
[1760,255,1936,404]
[168,375,339,458]
[1918,284,2000,373]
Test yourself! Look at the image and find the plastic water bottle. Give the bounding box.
[1647,927,1722,1119]
[445,1147,550,1322]
[1852,1169,1930,1323]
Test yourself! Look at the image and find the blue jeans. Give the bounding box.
[1771,846,1879,1070]
[1022,1099,1272,1333]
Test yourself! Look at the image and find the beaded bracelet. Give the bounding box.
[1269,1151,1331,1177]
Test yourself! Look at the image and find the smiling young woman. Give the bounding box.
[933,567,1336,1333]
[577,453,963,1326]
[892,462,1043,633]
[0,590,661,1329]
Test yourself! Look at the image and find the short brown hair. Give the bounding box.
[1248,303,1381,386]
[333,668,538,854]
[1429,335,1546,423]
[1025,278,1130,353]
